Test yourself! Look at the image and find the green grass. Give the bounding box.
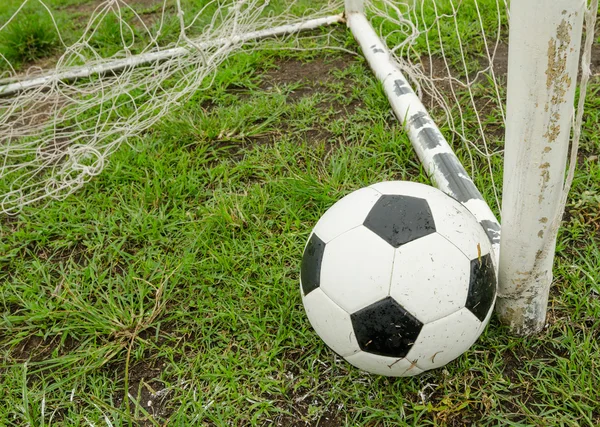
[1,1,600,426]
[0,0,334,71]
[0,11,60,66]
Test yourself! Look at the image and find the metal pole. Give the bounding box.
[345,0,364,14]
[497,0,585,335]
[345,12,501,260]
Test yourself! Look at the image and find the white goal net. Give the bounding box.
[0,0,596,217]
[0,0,344,214]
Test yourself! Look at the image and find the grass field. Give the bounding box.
[1,1,600,426]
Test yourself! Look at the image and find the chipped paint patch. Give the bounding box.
[542,18,573,141]
[418,127,442,150]
[539,17,575,204]
[410,111,431,129]
[393,79,410,96]
[370,44,385,54]
[479,220,501,245]
[431,153,483,204]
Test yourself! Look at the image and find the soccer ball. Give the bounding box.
[300,181,496,377]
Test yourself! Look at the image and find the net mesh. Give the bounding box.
[0,0,596,216]
[0,0,343,214]
[367,0,597,255]
[369,0,510,211]
[369,0,597,219]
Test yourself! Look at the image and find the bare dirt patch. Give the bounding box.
[490,42,509,77]
[65,0,165,15]
[7,334,80,363]
[267,349,346,426]
[260,56,356,102]
[591,45,600,77]
[421,42,508,82]
[113,357,173,426]
[64,0,110,16]
[129,0,173,28]
[419,47,508,146]
[3,94,68,130]
[257,55,365,147]
[108,324,180,425]
[131,0,166,8]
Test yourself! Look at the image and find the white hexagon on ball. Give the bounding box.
[426,191,493,261]
[300,181,497,377]
[312,187,381,243]
[302,288,360,357]
[406,307,482,371]
[390,233,471,324]
[320,226,394,314]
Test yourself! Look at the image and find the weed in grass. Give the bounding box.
[0,12,59,66]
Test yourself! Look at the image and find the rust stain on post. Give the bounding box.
[544,19,573,136]
[543,123,561,142]
[545,19,572,95]
[539,18,574,203]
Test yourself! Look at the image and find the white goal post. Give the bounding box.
[344,0,502,259]
[344,0,590,335]
[497,0,588,335]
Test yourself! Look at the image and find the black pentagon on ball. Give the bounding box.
[351,297,423,358]
[301,233,326,296]
[363,195,436,248]
[466,253,497,322]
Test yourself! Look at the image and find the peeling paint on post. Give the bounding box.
[497,0,585,335]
